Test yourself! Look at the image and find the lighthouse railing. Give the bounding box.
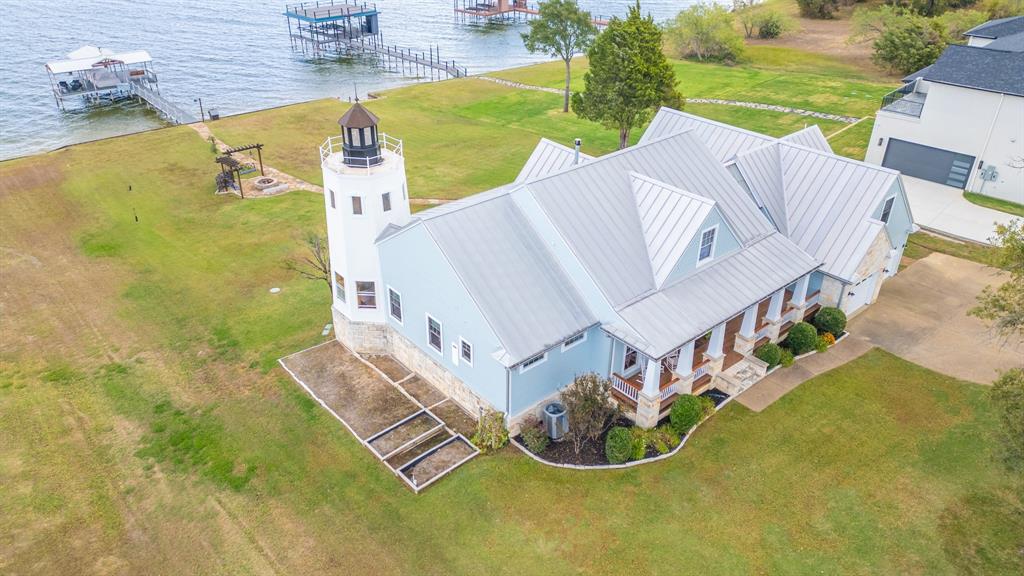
[320,133,403,168]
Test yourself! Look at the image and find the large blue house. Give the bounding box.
[321,104,914,429]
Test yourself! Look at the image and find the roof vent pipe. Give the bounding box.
[574,138,582,165]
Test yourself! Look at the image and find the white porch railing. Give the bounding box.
[659,384,676,401]
[693,362,711,380]
[611,373,640,402]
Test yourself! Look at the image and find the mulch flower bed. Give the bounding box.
[515,416,682,467]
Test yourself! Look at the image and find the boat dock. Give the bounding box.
[45,45,198,124]
[284,1,467,79]
[453,0,609,26]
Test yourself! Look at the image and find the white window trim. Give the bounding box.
[519,352,548,374]
[697,224,719,265]
[426,314,443,356]
[387,286,403,325]
[459,337,473,367]
[623,345,639,373]
[880,196,896,224]
[356,281,376,309]
[562,330,588,352]
[334,272,346,303]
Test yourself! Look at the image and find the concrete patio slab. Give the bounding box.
[903,176,1019,245]
[737,336,873,412]
[849,252,1022,384]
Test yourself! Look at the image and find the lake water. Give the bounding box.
[0,0,694,160]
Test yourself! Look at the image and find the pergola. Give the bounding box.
[214,143,265,198]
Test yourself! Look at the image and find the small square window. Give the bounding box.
[352,196,363,215]
[382,192,392,212]
[329,188,336,209]
[460,338,473,365]
[334,272,346,303]
[427,316,442,353]
[623,346,638,372]
[356,281,376,309]
[388,288,402,322]
[880,197,895,224]
[698,227,717,262]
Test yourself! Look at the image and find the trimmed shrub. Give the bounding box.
[755,10,788,39]
[780,348,795,367]
[813,307,847,336]
[605,426,634,464]
[754,342,783,368]
[815,335,830,353]
[784,322,818,355]
[520,416,549,454]
[471,409,509,453]
[670,395,704,434]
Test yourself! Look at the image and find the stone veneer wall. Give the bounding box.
[332,307,494,423]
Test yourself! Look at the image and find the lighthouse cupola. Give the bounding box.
[338,102,381,166]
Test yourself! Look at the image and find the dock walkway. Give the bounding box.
[131,81,198,125]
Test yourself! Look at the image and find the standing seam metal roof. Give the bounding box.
[639,107,775,162]
[515,138,593,184]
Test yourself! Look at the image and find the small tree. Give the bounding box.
[990,368,1024,472]
[472,409,509,453]
[970,221,1024,343]
[733,0,759,38]
[561,372,619,455]
[285,231,331,293]
[664,3,745,63]
[522,0,598,113]
[572,1,683,149]
[797,0,840,18]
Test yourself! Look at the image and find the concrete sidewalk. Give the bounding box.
[903,177,1018,245]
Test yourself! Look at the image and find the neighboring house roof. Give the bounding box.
[639,107,774,162]
[985,30,1024,52]
[964,15,1024,39]
[630,172,717,288]
[779,125,832,153]
[606,233,819,359]
[526,130,777,307]
[514,138,592,183]
[905,44,1024,97]
[421,193,597,366]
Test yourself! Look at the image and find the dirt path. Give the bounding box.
[189,123,323,197]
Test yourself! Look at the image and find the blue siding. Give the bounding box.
[378,225,508,411]
[664,207,742,285]
[809,270,825,294]
[873,179,913,249]
[509,325,612,416]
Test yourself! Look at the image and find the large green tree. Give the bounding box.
[571,2,682,149]
[521,0,597,112]
[970,221,1024,342]
[664,3,745,63]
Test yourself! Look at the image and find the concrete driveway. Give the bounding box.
[849,252,1022,384]
[903,176,1018,245]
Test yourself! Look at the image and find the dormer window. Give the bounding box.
[698,227,717,262]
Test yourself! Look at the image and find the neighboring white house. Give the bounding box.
[865,16,1024,204]
[322,104,913,430]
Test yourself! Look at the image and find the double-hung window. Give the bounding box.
[623,346,638,372]
[352,196,363,215]
[427,315,442,353]
[334,272,346,303]
[356,281,376,309]
[880,197,895,224]
[698,227,717,262]
[460,338,473,366]
[388,287,402,323]
[382,192,392,212]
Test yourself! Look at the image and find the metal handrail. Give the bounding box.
[320,133,403,167]
[880,81,924,117]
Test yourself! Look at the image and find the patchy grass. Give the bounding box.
[827,117,875,160]
[684,102,844,137]
[964,191,1024,218]
[904,231,1000,268]
[1,65,1020,575]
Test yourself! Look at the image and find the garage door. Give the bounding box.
[843,272,878,315]
[882,139,975,189]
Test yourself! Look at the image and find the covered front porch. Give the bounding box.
[608,271,821,427]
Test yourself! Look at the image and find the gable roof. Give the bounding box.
[779,125,832,153]
[630,172,716,288]
[639,107,774,162]
[906,44,1024,97]
[420,194,597,366]
[734,142,900,281]
[526,130,776,307]
[986,31,1024,51]
[606,233,819,358]
[515,138,593,183]
[964,15,1024,39]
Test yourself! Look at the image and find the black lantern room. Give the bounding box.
[338,102,382,167]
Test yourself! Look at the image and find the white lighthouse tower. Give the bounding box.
[320,102,410,351]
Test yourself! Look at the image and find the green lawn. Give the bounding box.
[491,51,895,119]
[904,231,1000,268]
[964,191,1024,218]
[2,74,1022,574]
[827,116,875,160]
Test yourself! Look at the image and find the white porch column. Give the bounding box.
[740,303,758,338]
[766,288,786,322]
[676,340,695,375]
[791,274,810,307]
[707,323,726,359]
[641,357,661,397]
